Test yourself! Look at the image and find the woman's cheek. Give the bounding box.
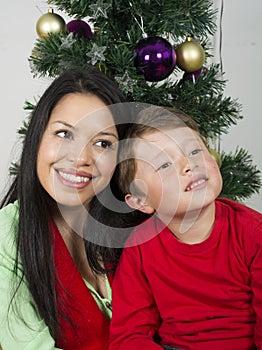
[99,152,118,176]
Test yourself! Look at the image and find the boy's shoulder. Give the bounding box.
[216,197,262,225]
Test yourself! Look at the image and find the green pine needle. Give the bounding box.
[220,148,262,201]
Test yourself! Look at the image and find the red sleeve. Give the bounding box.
[109,245,162,350]
[248,222,262,349]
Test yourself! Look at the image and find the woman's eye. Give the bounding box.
[56,130,73,140]
[94,140,113,149]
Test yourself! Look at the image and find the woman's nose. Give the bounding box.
[78,144,95,167]
[68,141,94,167]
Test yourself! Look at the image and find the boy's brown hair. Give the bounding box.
[117,105,202,196]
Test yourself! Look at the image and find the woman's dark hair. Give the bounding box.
[0,68,130,338]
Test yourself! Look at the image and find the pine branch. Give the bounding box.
[49,0,216,40]
[16,100,36,136]
[171,64,242,138]
[9,162,20,176]
[219,148,262,201]
[48,0,90,18]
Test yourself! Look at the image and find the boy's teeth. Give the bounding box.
[59,171,90,183]
[186,178,206,191]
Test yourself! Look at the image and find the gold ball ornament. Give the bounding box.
[36,8,66,38]
[175,37,205,73]
[209,148,222,168]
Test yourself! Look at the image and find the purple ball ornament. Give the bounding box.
[134,36,176,82]
[182,66,208,82]
[67,19,92,39]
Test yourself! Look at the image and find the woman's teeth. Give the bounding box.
[59,171,90,183]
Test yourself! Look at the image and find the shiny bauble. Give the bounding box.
[134,36,176,82]
[67,19,92,39]
[175,37,205,73]
[209,148,222,168]
[182,66,207,81]
[36,8,67,38]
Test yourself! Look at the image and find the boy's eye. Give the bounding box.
[190,148,202,156]
[56,130,73,140]
[94,140,113,149]
[157,162,172,170]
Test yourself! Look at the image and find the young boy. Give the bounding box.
[109,106,262,350]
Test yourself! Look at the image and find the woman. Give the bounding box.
[0,68,130,350]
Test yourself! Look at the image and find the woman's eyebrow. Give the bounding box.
[51,121,118,139]
[96,131,118,140]
[51,120,74,128]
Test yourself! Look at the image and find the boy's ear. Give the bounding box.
[125,194,155,215]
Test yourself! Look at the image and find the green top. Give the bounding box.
[84,277,112,320]
[0,202,112,350]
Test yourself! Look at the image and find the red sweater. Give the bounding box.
[53,223,111,350]
[109,198,262,350]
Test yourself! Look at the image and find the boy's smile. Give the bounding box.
[185,175,208,192]
[126,126,222,233]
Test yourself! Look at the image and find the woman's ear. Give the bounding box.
[125,194,155,214]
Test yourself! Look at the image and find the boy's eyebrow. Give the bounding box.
[138,148,169,165]
[137,136,202,163]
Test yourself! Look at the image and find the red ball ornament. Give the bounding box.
[67,19,92,39]
[134,36,176,82]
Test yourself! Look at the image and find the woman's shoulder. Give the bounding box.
[0,200,19,221]
[0,201,19,260]
[0,201,19,233]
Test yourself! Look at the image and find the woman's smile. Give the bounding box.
[56,168,93,189]
[37,93,119,206]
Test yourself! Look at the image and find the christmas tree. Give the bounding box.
[22,0,260,202]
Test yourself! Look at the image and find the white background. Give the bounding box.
[0,0,261,212]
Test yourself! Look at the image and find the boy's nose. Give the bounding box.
[181,156,193,175]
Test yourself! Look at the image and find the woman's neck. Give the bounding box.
[53,209,109,298]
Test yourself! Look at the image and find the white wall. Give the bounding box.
[214,0,262,211]
[0,1,52,193]
[0,1,261,212]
